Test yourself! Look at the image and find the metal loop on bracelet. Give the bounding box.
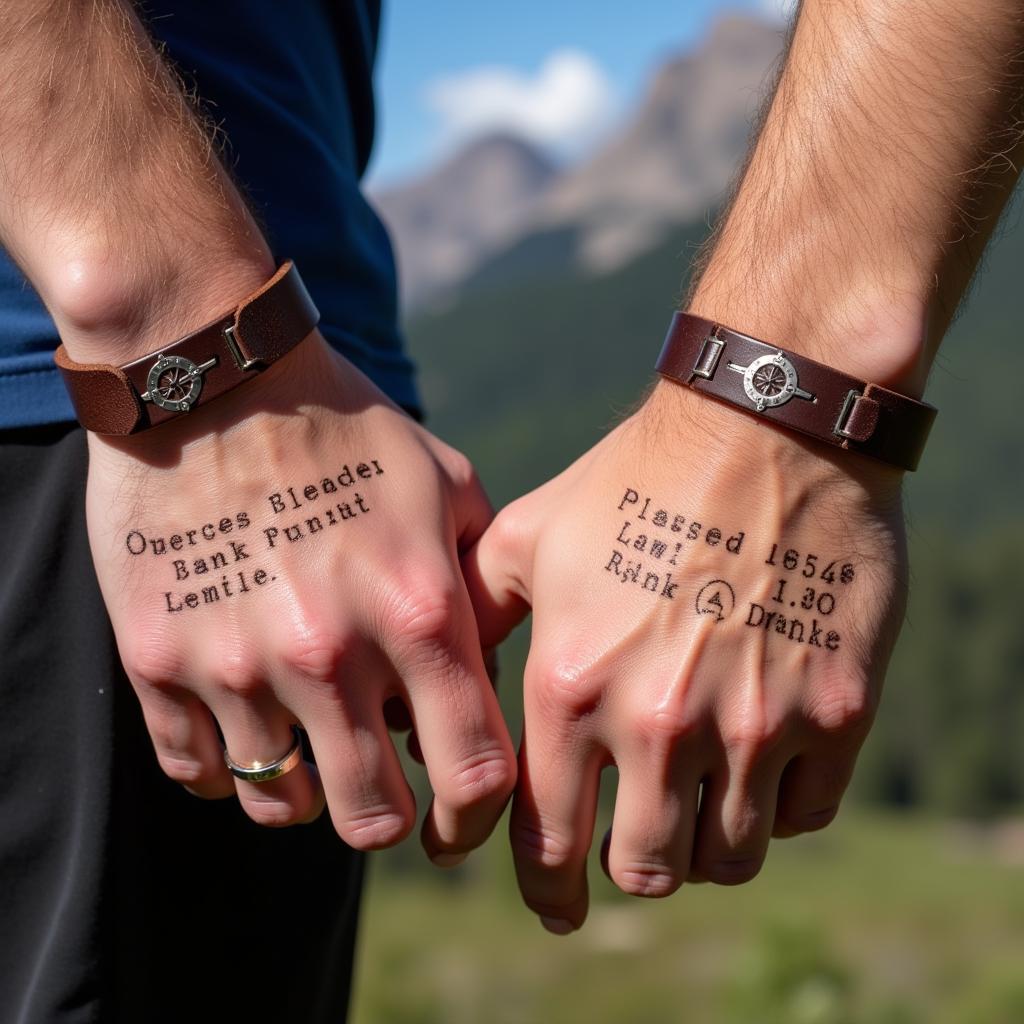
[223,725,304,783]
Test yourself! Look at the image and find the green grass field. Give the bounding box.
[351,811,1024,1024]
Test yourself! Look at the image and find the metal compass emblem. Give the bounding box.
[141,354,217,413]
[727,351,814,412]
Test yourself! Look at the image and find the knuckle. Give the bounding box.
[630,705,701,750]
[384,576,459,649]
[489,499,530,554]
[281,625,350,685]
[723,712,784,761]
[209,651,264,700]
[807,681,874,736]
[512,820,576,871]
[614,865,682,899]
[441,749,516,809]
[336,808,412,850]
[121,636,182,690]
[533,657,602,720]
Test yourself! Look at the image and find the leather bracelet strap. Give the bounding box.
[655,312,937,471]
[54,260,319,435]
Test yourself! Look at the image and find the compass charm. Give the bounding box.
[141,354,217,413]
[726,351,815,412]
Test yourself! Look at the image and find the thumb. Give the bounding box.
[460,499,533,649]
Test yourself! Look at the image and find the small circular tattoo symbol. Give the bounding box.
[695,579,736,622]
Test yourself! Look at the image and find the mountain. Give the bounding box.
[373,15,786,310]
[527,15,784,273]
[370,133,557,309]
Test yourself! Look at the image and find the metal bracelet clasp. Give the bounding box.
[223,324,261,371]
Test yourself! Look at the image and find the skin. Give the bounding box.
[1,0,1023,934]
[88,334,514,858]
[466,387,904,930]
[0,1,516,862]
[466,0,1024,932]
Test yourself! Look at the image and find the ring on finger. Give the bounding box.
[224,725,303,783]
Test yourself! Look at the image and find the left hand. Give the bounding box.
[464,381,907,933]
[85,333,516,860]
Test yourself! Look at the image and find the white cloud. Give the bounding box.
[422,49,618,156]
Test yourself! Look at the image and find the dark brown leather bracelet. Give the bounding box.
[655,312,937,471]
[54,260,319,435]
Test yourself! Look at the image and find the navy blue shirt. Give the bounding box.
[0,0,418,429]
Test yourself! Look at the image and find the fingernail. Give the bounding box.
[431,852,468,868]
[539,916,574,936]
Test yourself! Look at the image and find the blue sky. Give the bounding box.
[366,0,790,186]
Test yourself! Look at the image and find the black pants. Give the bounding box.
[0,425,363,1024]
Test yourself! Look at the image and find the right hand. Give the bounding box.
[464,381,907,928]
[86,331,516,861]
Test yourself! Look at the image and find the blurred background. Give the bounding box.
[353,1,1024,1021]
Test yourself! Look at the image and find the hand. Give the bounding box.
[87,332,516,861]
[465,381,906,931]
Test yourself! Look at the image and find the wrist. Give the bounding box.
[46,242,276,366]
[90,330,329,463]
[686,277,932,400]
[640,378,906,511]
[643,298,935,477]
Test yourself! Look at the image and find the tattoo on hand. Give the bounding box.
[121,459,385,613]
[695,579,736,622]
[602,487,856,653]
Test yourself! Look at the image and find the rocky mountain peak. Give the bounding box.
[374,15,785,309]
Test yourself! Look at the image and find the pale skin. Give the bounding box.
[465,0,1024,932]
[0,0,1022,936]
[0,1,516,862]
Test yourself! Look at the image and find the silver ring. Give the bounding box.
[224,726,303,783]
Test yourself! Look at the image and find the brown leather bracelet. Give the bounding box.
[54,260,319,435]
[655,312,937,471]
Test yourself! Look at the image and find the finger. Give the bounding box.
[300,686,418,850]
[135,684,235,799]
[387,578,515,863]
[281,639,416,848]
[510,663,604,933]
[206,679,322,828]
[605,754,702,899]
[460,501,532,649]
[689,753,786,886]
[772,750,857,837]
[449,454,495,554]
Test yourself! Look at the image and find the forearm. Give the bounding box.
[687,0,1024,397]
[0,0,273,363]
